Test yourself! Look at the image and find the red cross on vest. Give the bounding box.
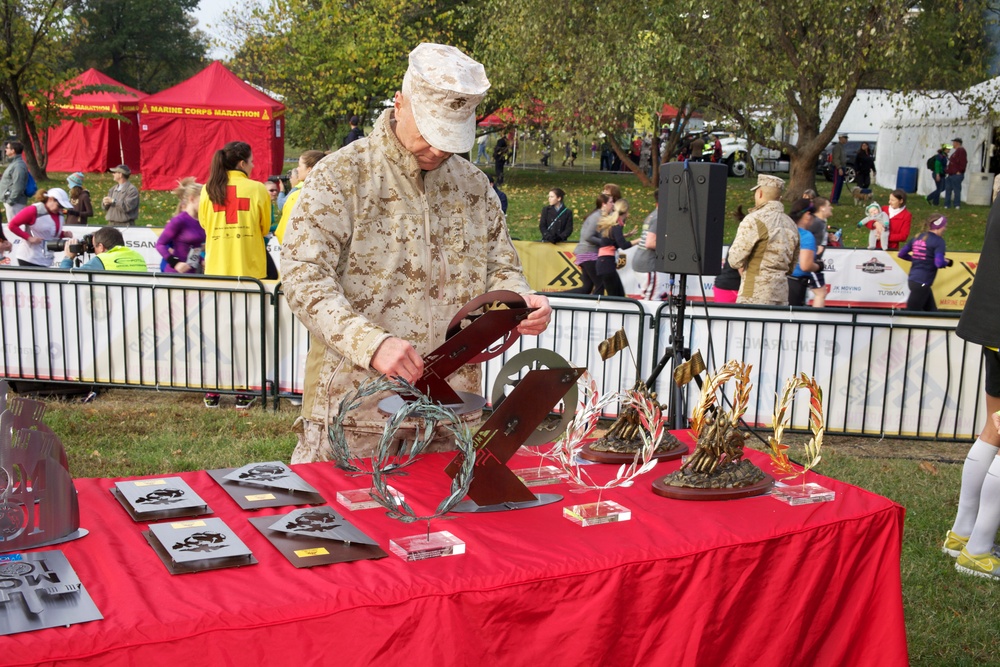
[213,185,251,223]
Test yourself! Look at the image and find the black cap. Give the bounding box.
[349,115,360,126]
[789,198,814,221]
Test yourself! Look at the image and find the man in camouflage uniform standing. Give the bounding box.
[281,43,551,462]
[726,174,799,305]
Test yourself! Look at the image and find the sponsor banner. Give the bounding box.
[515,242,979,311]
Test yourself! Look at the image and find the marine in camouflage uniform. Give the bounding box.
[281,44,546,462]
[727,175,799,306]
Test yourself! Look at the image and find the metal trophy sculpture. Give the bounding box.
[0,381,88,552]
[652,360,774,500]
[377,290,534,415]
[580,329,688,463]
[445,350,584,512]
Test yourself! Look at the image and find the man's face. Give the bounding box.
[112,171,124,184]
[265,183,279,201]
[393,91,452,171]
[839,136,847,144]
[4,144,13,158]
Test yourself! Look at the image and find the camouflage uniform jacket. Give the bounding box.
[727,200,799,305]
[281,108,530,440]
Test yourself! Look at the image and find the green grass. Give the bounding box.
[817,449,1000,665]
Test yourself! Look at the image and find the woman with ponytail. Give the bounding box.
[199,141,271,280]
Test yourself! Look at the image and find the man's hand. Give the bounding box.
[371,336,424,383]
[63,239,76,258]
[518,293,551,336]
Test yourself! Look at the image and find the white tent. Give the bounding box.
[871,77,1000,201]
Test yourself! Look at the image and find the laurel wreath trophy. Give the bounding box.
[327,376,477,560]
[550,374,662,526]
[767,373,834,505]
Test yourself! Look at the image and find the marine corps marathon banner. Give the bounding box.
[513,241,979,311]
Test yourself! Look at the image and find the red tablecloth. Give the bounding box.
[3,440,907,667]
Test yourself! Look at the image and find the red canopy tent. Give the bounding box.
[41,69,145,173]
[138,62,285,191]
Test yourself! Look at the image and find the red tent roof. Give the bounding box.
[138,62,286,190]
[57,69,144,111]
[141,61,283,113]
[660,103,703,120]
[38,69,145,173]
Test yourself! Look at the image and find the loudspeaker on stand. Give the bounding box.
[655,162,727,276]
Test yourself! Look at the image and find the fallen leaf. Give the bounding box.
[172,449,183,456]
[918,461,939,475]
[90,450,100,458]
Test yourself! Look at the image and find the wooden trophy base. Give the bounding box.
[651,473,774,501]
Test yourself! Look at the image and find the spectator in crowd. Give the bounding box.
[713,256,742,303]
[487,173,507,214]
[7,188,73,267]
[200,140,271,409]
[493,134,509,185]
[539,187,573,243]
[276,150,326,243]
[860,190,911,251]
[603,182,621,202]
[727,174,799,305]
[600,139,613,171]
[858,201,889,251]
[712,134,723,163]
[809,197,833,307]
[0,140,29,222]
[102,164,139,226]
[802,188,819,201]
[155,177,205,274]
[787,198,824,307]
[855,142,876,190]
[947,196,1000,579]
[591,199,635,297]
[265,177,281,235]
[60,226,146,271]
[280,43,549,461]
[830,133,848,205]
[65,172,93,226]
[342,115,364,147]
[591,140,598,159]
[475,133,489,164]
[631,201,669,300]
[927,143,949,206]
[945,137,967,209]
[638,136,651,176]
[898,213,952,312]
[570,193,612,295]
[689,134,703,160]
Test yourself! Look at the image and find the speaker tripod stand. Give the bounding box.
[644,274,703,430]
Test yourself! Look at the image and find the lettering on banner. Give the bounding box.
[1,294,51,310]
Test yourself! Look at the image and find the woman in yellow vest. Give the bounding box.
[275,150,325,243]
[199,141,270,279]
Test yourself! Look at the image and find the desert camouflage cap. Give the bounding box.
[403,43,490,154]
[750,174,785,192]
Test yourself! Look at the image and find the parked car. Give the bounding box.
[818,140,877,183]
[707,132,749,177]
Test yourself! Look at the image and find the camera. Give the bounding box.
[71,234,95,255]
[48,233,94,254]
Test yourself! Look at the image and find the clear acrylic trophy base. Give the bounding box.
[770,482,836,506]
[389,530,465,561]
[336,486,404,511]
[562,500,631,526]
[513,465,567,487]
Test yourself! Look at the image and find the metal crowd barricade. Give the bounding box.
[0,268,270,405]
[652,301,979,441]
[0,264,984,441]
